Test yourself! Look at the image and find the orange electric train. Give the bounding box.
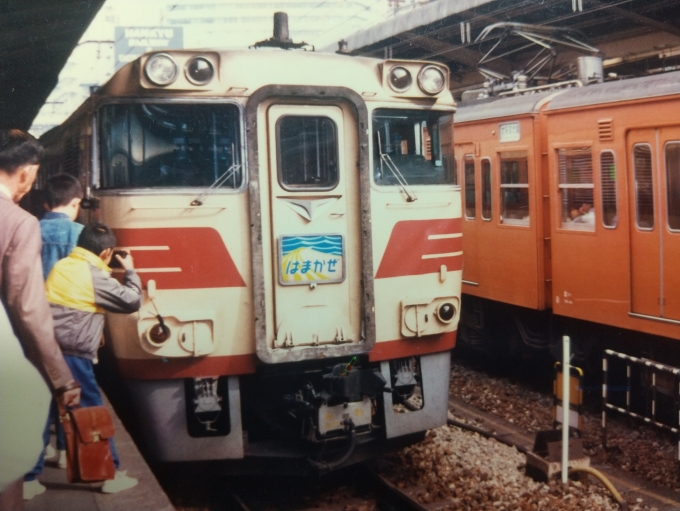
[454,70,680,364]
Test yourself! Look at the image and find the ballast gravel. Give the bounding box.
[382,421,651,511]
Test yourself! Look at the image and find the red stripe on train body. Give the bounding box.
[113,227,246,289]
[375,218,463,279]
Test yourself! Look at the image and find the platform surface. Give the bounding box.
[25,394,175,511]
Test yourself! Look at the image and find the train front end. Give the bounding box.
[89,47,460,470]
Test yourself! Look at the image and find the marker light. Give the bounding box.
[388,66,412,93]
[145,53,178,86]
[185,57,214,85]
[418,65,446,95]
[436,302,456,323]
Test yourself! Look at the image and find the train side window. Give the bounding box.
[481,158,492,220]
[500,151,529,226]
[633,144,654,230]
[665,142,680,231]
[464,155,475,219]
[277,116,338,190]
[600,151,618,228]
[557,147,595,231]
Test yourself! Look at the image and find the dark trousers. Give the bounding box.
[25,355,120,482]
[62,356,120,470]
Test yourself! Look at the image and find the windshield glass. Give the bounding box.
[99,103,242,189]
[372,109,454,186]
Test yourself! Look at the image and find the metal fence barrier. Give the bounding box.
[602,349,680,477]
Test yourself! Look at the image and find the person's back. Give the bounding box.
[0,129,80,508]
[39,174,84,279]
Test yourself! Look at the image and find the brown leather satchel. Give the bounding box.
[60,405,116,483]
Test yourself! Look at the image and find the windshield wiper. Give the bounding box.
[190,163,242,206]
[377,132,417,202]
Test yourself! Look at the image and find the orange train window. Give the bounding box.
[600,151,618,228]
[633,144,654,230]
[464,155,475,219]
[557,147,594,231]
[481,158,492,220]
[665,142,680,232]
[500,151,529,226]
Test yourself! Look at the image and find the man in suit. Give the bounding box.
[0,129,81,510]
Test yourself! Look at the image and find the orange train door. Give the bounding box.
[659,127,680,321]
[461,152,480,285]
[627,128,680,322]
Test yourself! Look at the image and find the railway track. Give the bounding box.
[225,466,432,511]
[164,352,680,511]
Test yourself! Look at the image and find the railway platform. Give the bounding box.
[449,395,680,511]
[24,393,175,511]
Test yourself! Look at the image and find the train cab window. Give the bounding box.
[557,147,595,230]
[500,151,529,226]
[99,103,242,189]
[464,155,476,219]
[633,144,654,230]
[372,109,455,186]
[665,142,680,231]
[277,116,338,190]
[600,151,618,228]
[481,158,492,220]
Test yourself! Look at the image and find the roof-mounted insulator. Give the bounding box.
[252,12,313,51]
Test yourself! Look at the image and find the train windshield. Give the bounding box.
[372,109,455,186]
[98,103,242,189]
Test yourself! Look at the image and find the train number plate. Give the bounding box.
[499,121,520,143]
[318,397,372,435]
[279,234,345,285]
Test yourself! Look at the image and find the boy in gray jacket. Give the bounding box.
[41,222,141,494]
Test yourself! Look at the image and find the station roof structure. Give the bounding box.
[332,0,680,97]
[0,1,105,130]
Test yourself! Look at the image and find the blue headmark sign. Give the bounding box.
[115,26,184,70]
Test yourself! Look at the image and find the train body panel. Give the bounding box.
[455,114,546,311]
[454,70,680,352]
[545,86,680,339]
[36,43,462,466]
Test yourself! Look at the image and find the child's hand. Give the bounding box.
[115,251,135,271]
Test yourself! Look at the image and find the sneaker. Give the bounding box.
[23,480,46,500]
[57,450,67,469]
[44,444,56,459]
[101,471,138,494]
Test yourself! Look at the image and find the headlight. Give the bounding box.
[388,66,412,93]
[418,65,446,95]
[185,57,214,85]
[145,53,178,86]
[436,302,456,323]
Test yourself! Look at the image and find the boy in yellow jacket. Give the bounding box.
[43,223,141,494]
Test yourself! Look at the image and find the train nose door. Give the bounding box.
[627,128,680,321]
[265,104,362,353]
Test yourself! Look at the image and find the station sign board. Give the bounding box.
[115,26,184,70]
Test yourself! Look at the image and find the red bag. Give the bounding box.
[60,405,116,483]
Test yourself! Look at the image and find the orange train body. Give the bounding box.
[454,72,680,352]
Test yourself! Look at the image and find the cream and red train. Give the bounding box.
[37,28,461,469]
[453,69,680,363]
